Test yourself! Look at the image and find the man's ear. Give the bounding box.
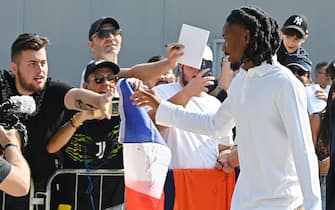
[83,82,89,89]
[88,40,94,50]
[10,62,18,76]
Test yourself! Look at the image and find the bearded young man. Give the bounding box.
[0,33,115,209]
[131,7,321,210]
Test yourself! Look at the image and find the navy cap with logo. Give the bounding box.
[84,60,120,81]
[285,54,312,72]
[89,17,120,40]
[281,14,309,37]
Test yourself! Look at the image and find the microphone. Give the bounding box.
[0,96,36,150]
[0,95,36,115]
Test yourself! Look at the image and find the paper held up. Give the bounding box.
[306,84,327,114]
[177,24,210,69]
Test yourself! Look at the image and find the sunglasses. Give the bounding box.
[288,66,308,77]
[89,74,118,84]
[94,29,122,39]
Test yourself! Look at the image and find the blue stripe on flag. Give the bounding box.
[117,79,166,145]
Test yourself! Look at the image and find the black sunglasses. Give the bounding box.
[95,29,122,39]
[89,74,118,84]
[288,66,308,77]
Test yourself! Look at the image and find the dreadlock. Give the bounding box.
[226,6,281,66]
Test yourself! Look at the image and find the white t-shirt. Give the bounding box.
[153,82,233,169]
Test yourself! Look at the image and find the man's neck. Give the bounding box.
[95,55,118,64]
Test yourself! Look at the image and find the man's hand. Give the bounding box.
[166,43,184,69]
[183,69,215,97]
[0,126,21,149]
[127,77,146,91]
[315,89,328,101]
[216,147,239,173]
[97,90,114,119]
[131,88,161,112]
[218,56,235,91]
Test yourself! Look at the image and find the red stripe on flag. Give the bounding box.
[126,186,165,210]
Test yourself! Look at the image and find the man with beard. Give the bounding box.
[1,33,182,209]
[149,46,233,169]
[0,33,113,209]
[131,7,321,210]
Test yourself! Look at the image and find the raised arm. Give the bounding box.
[167,69,214,106]
[0,127,30,196]
[64,88,113,119]
[117,43,184,82]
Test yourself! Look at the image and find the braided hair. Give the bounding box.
[226,7,281,66]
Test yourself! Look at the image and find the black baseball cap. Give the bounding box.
[285,54,312,72]
[84,60,120,81]
[89,17,120,40]
[281,14,309,37]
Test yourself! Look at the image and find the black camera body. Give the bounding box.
[0,113,28,149]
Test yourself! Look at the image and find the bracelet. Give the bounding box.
[4,143,19,150]
[70,113,83,129]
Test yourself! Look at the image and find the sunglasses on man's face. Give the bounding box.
[95,29,122,39]
[89,74,118,84]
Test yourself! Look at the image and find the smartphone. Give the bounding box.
[199,59,213,77]
[93,99,120,117]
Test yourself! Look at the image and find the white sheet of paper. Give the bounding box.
[177,24,210,69]
[306,84,327,114]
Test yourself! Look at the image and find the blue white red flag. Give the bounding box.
[117,79,171,210]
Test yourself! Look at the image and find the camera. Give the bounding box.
[0,96,36,151]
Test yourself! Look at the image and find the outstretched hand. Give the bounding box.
[183,68,215,96]
[131,88,161,112]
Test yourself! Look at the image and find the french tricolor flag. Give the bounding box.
[117,79,171,210]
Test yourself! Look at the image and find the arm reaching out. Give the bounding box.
[64,88,114,119]
[118,43,184,82]
[0,127,30,196]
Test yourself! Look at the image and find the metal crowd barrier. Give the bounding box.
[2,169,125,210]
[45,169,125,210]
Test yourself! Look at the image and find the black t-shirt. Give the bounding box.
[0,70,71,187]
[62,110,123,170]
[59,110,124,208]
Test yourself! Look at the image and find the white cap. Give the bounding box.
[202,45,213,61]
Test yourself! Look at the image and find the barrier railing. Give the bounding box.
[1,168,235,210]
[43,169,125,210]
